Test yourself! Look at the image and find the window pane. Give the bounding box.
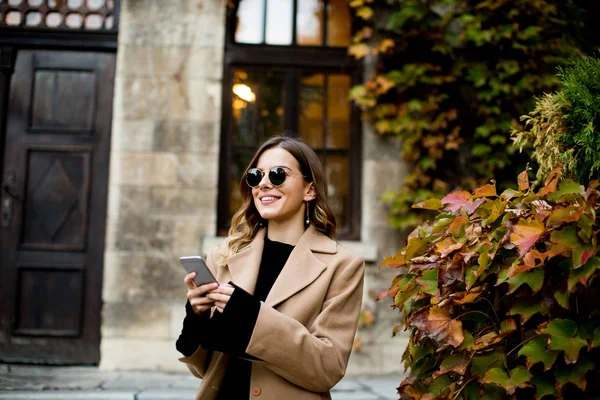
[235,0,265,44]
[232,69,285,146]
[326,74,350,149]
[327,0,351,47]
[230,151,254,222]
[265,0,292,45]
[297,0,324,46]
[299,73,324,148]
[325,154,349,229]
[232,70,257,146]
[258,70,285,142]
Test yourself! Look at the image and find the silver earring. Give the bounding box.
[305,202,310,225]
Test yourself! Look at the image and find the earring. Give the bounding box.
[305,202,310,225]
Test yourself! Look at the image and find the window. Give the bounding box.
[219,0,360,240]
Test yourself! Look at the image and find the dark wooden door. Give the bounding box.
[0,50,114,364]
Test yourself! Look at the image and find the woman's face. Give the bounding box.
[252,147,315,225]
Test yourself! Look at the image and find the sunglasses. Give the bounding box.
[245,166,304,188]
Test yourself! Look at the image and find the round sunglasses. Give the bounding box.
[245,166,304,188]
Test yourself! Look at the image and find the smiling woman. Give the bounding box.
[176,136,365,400]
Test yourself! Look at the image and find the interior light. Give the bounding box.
[233,84,256,102]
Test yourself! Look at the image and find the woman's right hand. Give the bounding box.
[185,273,219,315]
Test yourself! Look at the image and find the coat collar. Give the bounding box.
[224,225,337,308]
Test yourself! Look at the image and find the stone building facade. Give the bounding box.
[101,0,408,374]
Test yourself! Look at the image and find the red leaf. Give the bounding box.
[441,190,472,212]
[509,218,544,257]
[409,306,464,349]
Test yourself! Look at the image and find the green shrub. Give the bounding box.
[513,56,600,185]
[380,167,600,398]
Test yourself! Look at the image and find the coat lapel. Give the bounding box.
[265,225,337,308]
[225,228,265,295]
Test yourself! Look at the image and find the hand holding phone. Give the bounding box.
[179,256,217,287]
[180,256,219,315]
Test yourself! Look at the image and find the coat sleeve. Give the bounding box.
[245,255,365,392]
[177,247,220,378]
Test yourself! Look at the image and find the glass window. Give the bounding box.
[327,0,351,47]
[325,154,349,228]
[235,0,265,44]
[326,74,350,149]
[299,73,324,148]
[296,0,323,46]
[265,0,293,45]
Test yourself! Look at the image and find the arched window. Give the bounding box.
[218,0,361,240]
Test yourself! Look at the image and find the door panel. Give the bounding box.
[0,50,114,364]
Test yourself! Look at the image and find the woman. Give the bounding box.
[176,136,365,400]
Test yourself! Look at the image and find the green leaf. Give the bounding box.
[506,268,544,294]
[539,319,588,364]
[532,375,557,400]
[412,198,442,210]
[433,354,469,378]
[517,336,559,370]
[554,289,569,309]
[483,366,531,395]
[568,256,600,291]
[416,268,439,296]
[432,214,455,233]
[427,374,452,396]
[550,226,596,268]
[510,298,550,323]
[555,357,594,393]
[592,327,600,348]
[404,237,429,261]
[547,179,585,202]
[470,351,505,377]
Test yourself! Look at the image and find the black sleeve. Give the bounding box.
[217,285,261,355]
[175,300,212,357]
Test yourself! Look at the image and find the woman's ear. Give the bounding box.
[303,183,316,202]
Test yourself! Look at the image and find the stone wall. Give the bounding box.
[101,0,409,375]
[100,0,226,371]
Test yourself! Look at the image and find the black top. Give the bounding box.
[176,236,295,399]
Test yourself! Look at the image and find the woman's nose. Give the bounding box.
[258,173,272,188]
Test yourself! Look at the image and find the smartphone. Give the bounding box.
[179,256,218,287]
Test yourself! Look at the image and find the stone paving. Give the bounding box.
[0,365,401,400]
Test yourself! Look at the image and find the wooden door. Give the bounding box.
[0,50,114,364]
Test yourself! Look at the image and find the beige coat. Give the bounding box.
[179,225,365,400]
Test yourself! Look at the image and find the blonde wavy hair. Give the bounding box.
[225,136,336,258]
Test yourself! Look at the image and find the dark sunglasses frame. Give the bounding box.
[245,166,305,188]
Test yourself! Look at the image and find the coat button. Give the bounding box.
[252,387,261,396]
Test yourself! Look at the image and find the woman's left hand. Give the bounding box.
[206,284,235,313]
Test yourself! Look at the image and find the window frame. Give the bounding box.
[218,1,362,240]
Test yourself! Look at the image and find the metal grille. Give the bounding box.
[0,0,118,31]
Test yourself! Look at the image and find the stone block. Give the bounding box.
[363,122,404,162]
[111,214,175,252]
[362,159,407,195]
[362,226,405,261]
[173,221,216,257]
[107,185,151,219]
[175,154,219,189]
[149,188,216,216]
[167,79,222,122]
[102,253,185,303]
[111,119,155,152]
[110,152,177,186]
[119,76,170,120]
[117,46,223,81]
[119,6,225,49]
[99,338,189,372]
[102,302,171,340]
[154,120,219,154]
[169,303,187,340]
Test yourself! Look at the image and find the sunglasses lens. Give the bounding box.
[246,168,262,187]
[269,167,287,186]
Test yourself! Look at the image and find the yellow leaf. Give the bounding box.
[348,43,370,59]
[378,38,395,52]
[356,6,374,20]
